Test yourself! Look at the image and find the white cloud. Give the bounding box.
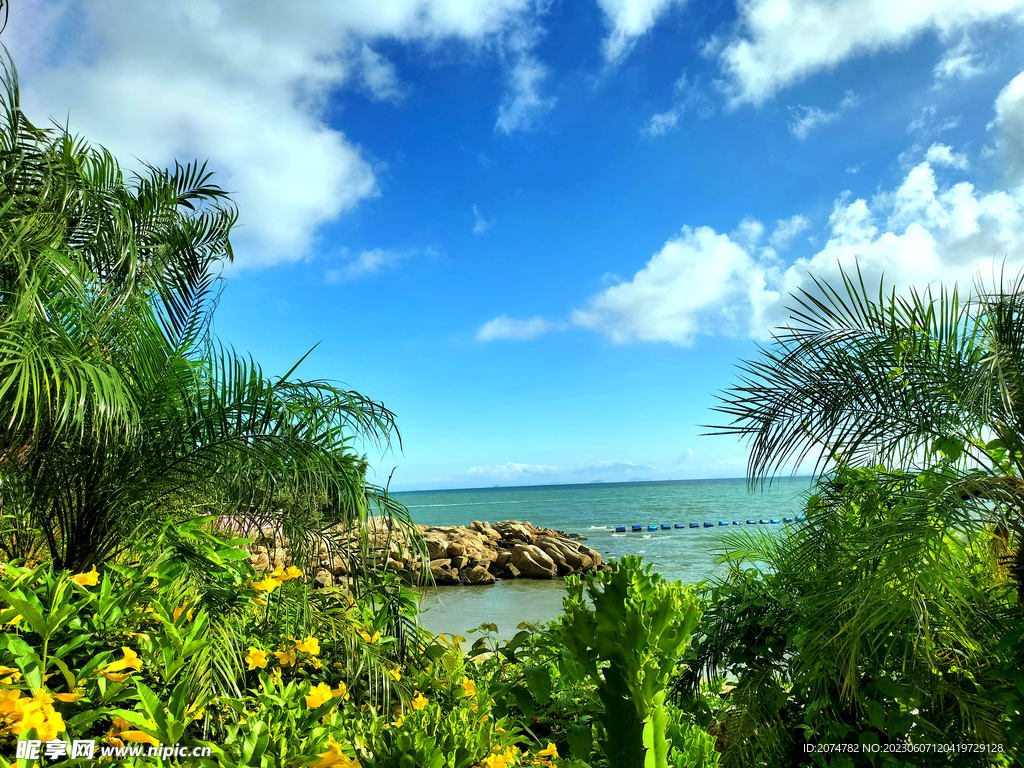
[573,73,1024,345]
[455,459,652,484]
[769,214,811,249]
[993,71,1024,187]
[472,205,495,234]
[476,315,556,341]
[8,0,539,268]
[358,45,408,103]
[459,462,562,480]
[934,35,986,81]
[325,248,411,282]
[597,0,688,64]
[640,73,714,137]
[847,164,861,174]
[789,90,859,140]
[495,55,557,135]
[924,142,970,170]
[718,0,1024,107]
[573,152,1024,344]
[907,105,962,137]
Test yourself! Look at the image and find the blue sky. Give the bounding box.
[11,0,1024,489]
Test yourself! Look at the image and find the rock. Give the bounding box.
[241,518,601,588]
[425,538,449,560]
[446,541,466,558]
[495,521,535,543]
[248,549,270,571]
[462,565,495,585]
[510,544,557,578]
[429,559,460,585]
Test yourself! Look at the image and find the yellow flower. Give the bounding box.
[311,738,361,768]
[410,691,427,710]
[480,755,511,768]
[0,688,20,714]
[172,602,191,622]
[388,668,401,682]
[295,636,320,655]
[97,672,133,683]
[53,693,85,703]
[70,565,99,586]
[120,730,159,747]
[273,649,296,668]
[105,647,142,673]
[0,665,21,684]
[310,656,323,670]
[5,613,22,626]
[251,576,281,593]
[391,715,404,727]
[245,648,268,670]
[254,597,267,607]
[356,627,381,644]
[283,565,303,580]
[9,690,65,741]
[332,681,350,701]
[460,677,476,698]
[305,682,334,709]
[537,742,558,758]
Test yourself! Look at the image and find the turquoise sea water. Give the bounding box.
[396,477,812,639]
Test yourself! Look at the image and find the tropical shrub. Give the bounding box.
[560,556,712,768]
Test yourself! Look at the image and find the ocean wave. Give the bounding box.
[588,525,608,530]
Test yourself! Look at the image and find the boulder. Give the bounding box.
[313,568,334,588]
[510,544,557,579]
[446,540,466,558]
[462,565,496,585]
[425,538,449,560]
[503,563,521,578]
[429,560,460,586]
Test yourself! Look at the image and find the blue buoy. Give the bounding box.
[783,517,793,523]
[689,522,699,528]
[759,519,768,524]
[661,524,671,530]
[719,520,729,526]
[632,525,642,531]
[615,526,626,532]
[647,525,659,531]
[732,520,741,525]
[703,522,713,528]
[674,523,685,529]
[770,518,780,524]
[746,520,756,524]
[796,515,806,521]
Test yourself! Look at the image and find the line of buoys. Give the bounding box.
[613,518,799,531]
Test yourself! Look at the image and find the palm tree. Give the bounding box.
[0,54,419,575]
[711,265,1024,591]
[698,265,1024,763]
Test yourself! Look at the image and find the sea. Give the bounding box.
[394,477,813,640]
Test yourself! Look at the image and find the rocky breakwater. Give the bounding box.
[418,520,607,586]
[239,518,606,589]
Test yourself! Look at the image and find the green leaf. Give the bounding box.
[524,665,552,704]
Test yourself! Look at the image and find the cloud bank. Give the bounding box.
[718,0,1024,106]
[9,0,543,268]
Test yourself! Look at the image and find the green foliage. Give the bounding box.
[560,556,705,768]
[0,51,418,580]
[682,463,1020,767]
